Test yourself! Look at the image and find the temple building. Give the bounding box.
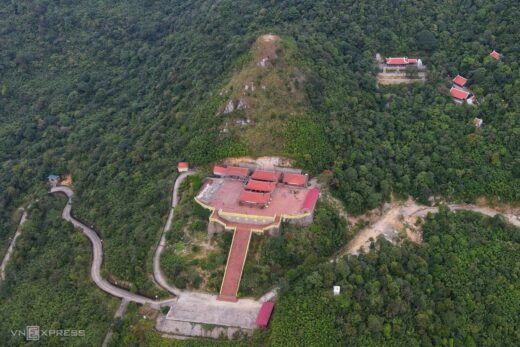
[195,165,320,302]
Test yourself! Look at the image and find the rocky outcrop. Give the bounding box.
[257,57,269,67]
[237,98,249,110]
[223,100,235,114]
[244,82,255,93]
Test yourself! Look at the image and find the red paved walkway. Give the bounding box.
[218,227,252,302]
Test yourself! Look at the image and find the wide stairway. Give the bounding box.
[217,227,253,302]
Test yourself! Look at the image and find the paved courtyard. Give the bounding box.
[165,292,262,329]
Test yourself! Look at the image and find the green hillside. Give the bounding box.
[0,0,519,345]
[0,196,116,346]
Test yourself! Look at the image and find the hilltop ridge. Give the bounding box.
[218,34,308,155]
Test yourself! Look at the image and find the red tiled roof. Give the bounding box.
[386,57,409,65]
[239,191,270,205]
[213,166,227,175]
[408,58,418,64]
[450,87,470,100]
[256,301,274,328]
[251,170,281,182]
[452,75,467,87]
[302,188,320,212]
[283,173,308,186]
[490,50,501,60]
[225,166,250,178]
[245,180,276,193]
[177,162,189,169]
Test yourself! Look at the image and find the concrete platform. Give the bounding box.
[165,293,262,329]
[197,178,310,218]
[157,316,253,339]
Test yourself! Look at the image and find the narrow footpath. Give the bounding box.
[0,208,28,281]
[102,299,129,347]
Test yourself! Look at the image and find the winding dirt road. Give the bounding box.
[1,208,27,281]
[344,199,520,255]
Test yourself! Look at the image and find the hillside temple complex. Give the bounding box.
[195,165,320,301]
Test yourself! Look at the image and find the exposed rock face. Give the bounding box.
[257,57,269,67]
[235,118,251,126]
[216,34,307,154]
[223,100,235,114]
[244,82,255,93]
[237,98,249,110]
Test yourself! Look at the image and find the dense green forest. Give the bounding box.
[0,195,116,346]
[109,210,520,346]
[1,0,519,345]
[1,0,519,294]
[270,209,520,346]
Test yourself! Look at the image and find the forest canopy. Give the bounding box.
[0,0,519,345]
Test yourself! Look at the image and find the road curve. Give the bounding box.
[1,208,28,281]
[51,186,172,306]
[153,171,196,296]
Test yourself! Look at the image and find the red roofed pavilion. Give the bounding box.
[452,75,467,87]
[256,301,274,328]
[302,188,320,212]
[177,162,189,172]
[213,166,227,176]
[245,180,276,193]
[283,173,308,187]
[386,57,409,65]
[450,87,470,100]
[490,50,501,60]
[226,166,250,178]
[251,170,281,182]
[213,165,250,178]
[239,191,270,206]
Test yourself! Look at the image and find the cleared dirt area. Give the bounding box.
[377,72,427,85]
[344,204,404,255]
[255,34,281,66]
[340,197,520,256]
[224,156,294,169]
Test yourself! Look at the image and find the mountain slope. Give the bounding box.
[218,34,308,154]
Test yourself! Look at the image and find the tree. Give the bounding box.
[416,29,437,51]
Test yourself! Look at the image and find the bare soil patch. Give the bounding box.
[377,72,427,85]
[224,156,294,169]
[340,197,520,256]
[255,34,281,66]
